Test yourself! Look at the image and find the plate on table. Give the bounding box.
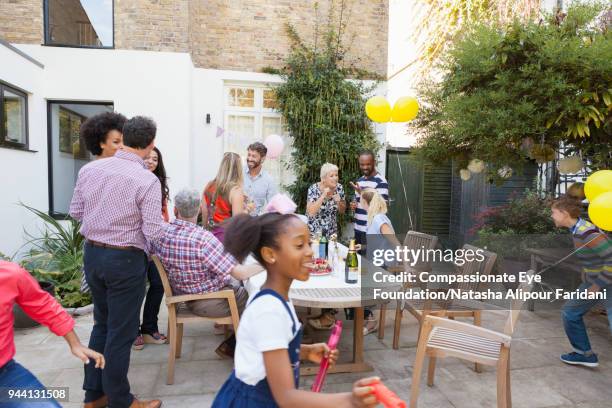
[309,258,332,276]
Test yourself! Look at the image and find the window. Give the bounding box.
[47,101,113,217]
[224,84,293,190]
[0,83,28,149]
[44,0,114,48]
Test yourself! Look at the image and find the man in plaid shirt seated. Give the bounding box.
[156,188,263,358]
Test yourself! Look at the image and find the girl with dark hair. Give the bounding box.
[80,111,127,158]
[133,147,169,350]
[145,147,170,222]
[212,213,379,408]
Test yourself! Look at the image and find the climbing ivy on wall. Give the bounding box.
[272,4,382,216]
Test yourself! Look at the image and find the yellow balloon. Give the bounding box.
[588,191,612,231]
[391,97,419,122]
[584,170,612,202]
[365,96,391,123]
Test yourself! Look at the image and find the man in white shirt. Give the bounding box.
[244,142,278,215]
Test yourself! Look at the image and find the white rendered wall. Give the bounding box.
[0,44,46,258]
[17,44,194,218]
[1,44,388,255]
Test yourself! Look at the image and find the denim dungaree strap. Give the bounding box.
[211,289,304,408]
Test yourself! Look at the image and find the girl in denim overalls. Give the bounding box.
[212,213,380,408]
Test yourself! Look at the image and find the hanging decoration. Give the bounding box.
[459,169,472,181]
[558,155,584,174]
[497,166,513,179]
[529,144,556,164]
[216,126,225,138]
[467,159,485,174]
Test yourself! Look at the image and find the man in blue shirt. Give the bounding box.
[244,142,278,215]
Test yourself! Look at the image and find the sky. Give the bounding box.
[80,0,113,46]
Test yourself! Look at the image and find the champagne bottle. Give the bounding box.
[319,234,328,259]
[345,239,358,284]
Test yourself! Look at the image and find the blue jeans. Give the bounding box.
[83,244,147,408]
[561,281,612,354]
[0,360,61,407]
[140,260,164,335]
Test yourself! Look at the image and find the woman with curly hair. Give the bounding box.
[80,111,127,158]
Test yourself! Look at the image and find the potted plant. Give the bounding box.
[13,204,91,328]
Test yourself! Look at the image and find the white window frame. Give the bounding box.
[223,82,293,190]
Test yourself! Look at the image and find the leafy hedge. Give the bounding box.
[413,2,612,181]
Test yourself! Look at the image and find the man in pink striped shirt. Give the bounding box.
[70,116,164,408]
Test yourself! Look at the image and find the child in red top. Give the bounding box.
[0,261,104,407]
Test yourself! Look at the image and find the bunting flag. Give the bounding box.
[216,126,225,138]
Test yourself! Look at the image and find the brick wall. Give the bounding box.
[189,0,388,76]
[0,0,388,77]
[114,0,190,52]
[0,0,43,44]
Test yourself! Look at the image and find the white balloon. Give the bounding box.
[460,169,472,181]
[264,134,285,159]
[467,159,485,174]
[558,156,584,175]
[498,166,513,179]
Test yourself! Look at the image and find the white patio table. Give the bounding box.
[244,243,400,374]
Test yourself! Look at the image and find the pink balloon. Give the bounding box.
[264,134,284,159]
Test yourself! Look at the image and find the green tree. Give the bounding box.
[273,6,382,216]
[413,2,612,182]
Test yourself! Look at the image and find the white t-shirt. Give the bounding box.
[234,292,301,385]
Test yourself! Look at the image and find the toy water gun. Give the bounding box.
[311,320,343,392]
[370,382,406,408]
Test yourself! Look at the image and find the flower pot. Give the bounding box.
[13,281,55,329]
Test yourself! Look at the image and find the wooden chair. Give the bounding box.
[152,256,240,385]
[393,244,497,363]
[378,231,439,343]
[410,269,535,408]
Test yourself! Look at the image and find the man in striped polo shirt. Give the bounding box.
[350,149,389,254]
[551,197,612,368]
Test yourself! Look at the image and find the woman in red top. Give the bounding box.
[203,152,254,242]
[133,147,170,350]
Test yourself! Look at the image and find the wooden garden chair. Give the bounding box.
[377,231,438,342]
[409,269,536,408]
[152,256,240,385]
[393,244,497,367]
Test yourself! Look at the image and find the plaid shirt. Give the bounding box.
[70,150,164,252]
[156,219,237,295]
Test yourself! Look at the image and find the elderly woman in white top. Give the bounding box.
[306,163,347,331]
[306,163,346,238]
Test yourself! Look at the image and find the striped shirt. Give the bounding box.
[571,218,612,287]
[69,150,164,252]
[156,219,237,295]
[354,172,389,233]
